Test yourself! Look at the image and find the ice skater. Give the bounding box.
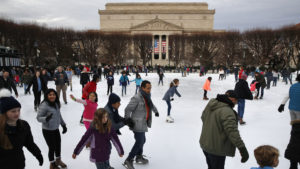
[70,92,98,129]
[158,71,164,86]
[162,79,182,123]
[130,74,143,94]
[73,108,124,169]
[120,71,129,96]
[251,145,279,169]
[106,71,114,95]
[202,77,212,100]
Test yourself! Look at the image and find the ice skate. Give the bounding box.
[123,159,135,169]
[55,157,67,169]
[203,97,209,100]
[50,162,60,169]
[166,116,174,123]
[136,155,149,164]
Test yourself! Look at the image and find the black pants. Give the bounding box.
[107,85,113,95]
[127,132,146,160]
[42,129,61,162]
[290,161,299,169]
[204,90,208,98]
[34,91,41,107]
[158,79,163,85]
[203,151,226,169]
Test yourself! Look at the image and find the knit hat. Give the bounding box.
[225,90,238,99]
[0,89,21,114]
[241,73,248,80]
[108,93,121,105]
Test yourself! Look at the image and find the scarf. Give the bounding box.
[140,89,153,111]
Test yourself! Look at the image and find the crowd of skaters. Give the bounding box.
[0,64,299,169]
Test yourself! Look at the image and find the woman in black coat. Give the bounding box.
[285,121,300,169]
[0,89,43,169]
[26,70,46,111]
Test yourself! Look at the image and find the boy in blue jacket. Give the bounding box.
[119,71,129,96]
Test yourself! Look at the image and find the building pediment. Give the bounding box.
[131,18,183,31]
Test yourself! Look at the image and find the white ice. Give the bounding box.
[19,72,294,169]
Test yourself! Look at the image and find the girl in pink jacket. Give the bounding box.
[70,92,98,129]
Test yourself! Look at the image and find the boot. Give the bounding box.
[203,97,209,100]
[136,155,149,164]
[254,96,258,99]
[166,116,174,123]
[50,162,60,169]
[55,157,67,168]
[123,159,135,169]
[239,119,246,125]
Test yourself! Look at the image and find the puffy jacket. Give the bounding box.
[106,75,114,86]
[0,76,18,95]
[162,86,181,101]
[203,79,211,91]
[37,102,66,130]
[234,79,253,100]
[289,83,300,111]
[119,75,129,86]
[80,72,90,85]
[54,71,69,86]
[82,81,97,99]
[200,95,245,157]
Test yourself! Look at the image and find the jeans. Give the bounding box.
[128,132,146,160]
[256,86,264,98]
[24,84,29,94]
[267,79,272,89]
[273,77,278,86]
[203,151,226,169]
[107,85,113,95]
[158,79,163,85]
[135,85,140,94]
[238,99,245,119]
[166,101,171,116]
[122,85,127,96]
[42,129,61,162]
[95,160,109,169]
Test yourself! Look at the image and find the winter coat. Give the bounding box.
[104,104,125,132]
[162,86,181,101]
[234,79,253,100]
[106,75,114,86]
[119,75,129,86]
[21,74,32,84]
[54,71,69,86]
[203,79,211,91]
[26,76,46,93]
[159,73,164,80]
[80,72,90,85]
[0,120,42,169]
[255,74,266,88]
[284,122,300,162]
[238,69,244,79]
[82,81,97,100]
[41,73,51,86]
[0,76,18,95]
[125,92,159,132]
[289,83,300,112]
[131,78,143,86]
[73,126,124,163]
[200,95,245,157]
[75,99,98,122]
[65,71,72,80]
[37,102,66,130]
[265,71,273,81]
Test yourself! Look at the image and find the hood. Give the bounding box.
[205,95,235,112]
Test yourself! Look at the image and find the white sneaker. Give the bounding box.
[166,116,174,123]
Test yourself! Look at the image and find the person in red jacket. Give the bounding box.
[238,66,244,80]
[80,75,100,124]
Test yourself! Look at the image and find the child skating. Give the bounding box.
[162,79,182,123]
[130,74,143,94]
[120,71,129,96]
[106,71,114,95]
[73,108,124,169]
[202,77,212,100]
[70,92,98,129]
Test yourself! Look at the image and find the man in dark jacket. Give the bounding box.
[0,71,18,97]
[200,90,249,169]
[26,71,46,111]
[80,68,90,89]
[234,74,253,125]
[53,66,69,104]
[254,72,266,99]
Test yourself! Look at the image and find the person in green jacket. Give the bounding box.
[199,90,249,169]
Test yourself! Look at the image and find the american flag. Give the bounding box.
[154,39,160,53]
[162,40,166,53]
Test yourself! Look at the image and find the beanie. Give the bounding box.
[0,89,21,114]
[225,90,238,99]
[241,73,248,80]
[108,93,121,105]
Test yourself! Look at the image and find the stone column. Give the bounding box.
[166,35,169,61]
[159,35,162,60]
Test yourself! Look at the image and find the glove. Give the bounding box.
[124,118,135,128]
[62,125,67,134]
[37,154,43,166]
[170,98,174,101]
[278,104,285,112]
[45,114,53,122]
[238,147,249,163]
[155,112,159,117]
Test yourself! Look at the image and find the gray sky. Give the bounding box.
[0,0,299,31]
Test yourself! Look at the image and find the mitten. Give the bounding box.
[238,147,249,163]
[37,154,43,166]
[45,114,53,122]
[155,112,159,117]
[278,104,285,113]
[62,125,67,134]
[124,118,135,128]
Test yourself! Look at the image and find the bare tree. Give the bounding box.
[132,34,152,65]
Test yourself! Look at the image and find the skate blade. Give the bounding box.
[166,120,174,123]
[122,164,130,169]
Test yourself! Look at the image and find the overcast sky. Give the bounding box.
[0,0,299,31]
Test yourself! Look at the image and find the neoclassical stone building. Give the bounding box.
[98,3,216,65]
